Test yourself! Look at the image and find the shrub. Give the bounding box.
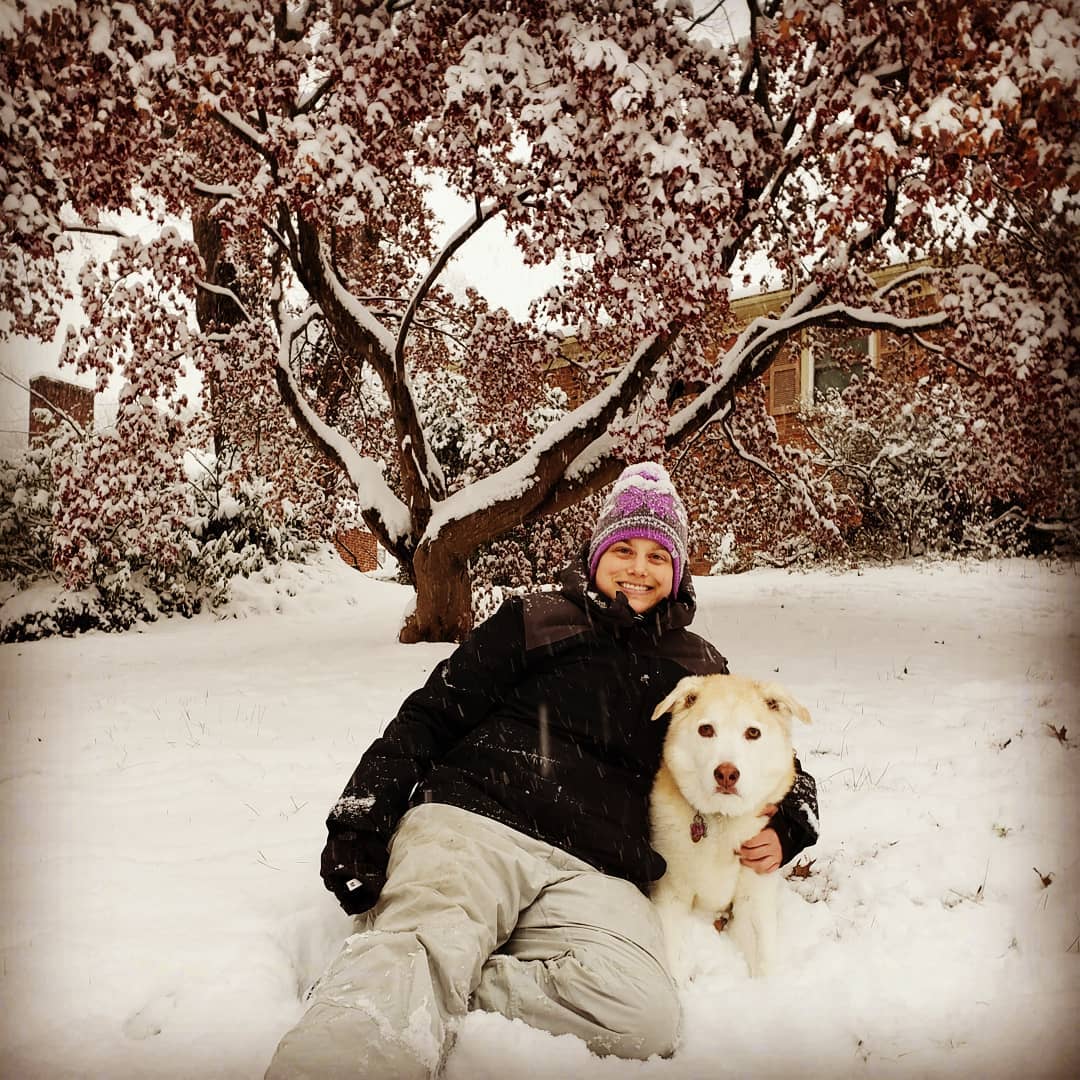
[801,378,1043,560]
[0,431,62,586]
[0,435,318,641]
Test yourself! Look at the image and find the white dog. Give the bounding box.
[649,674,811,980]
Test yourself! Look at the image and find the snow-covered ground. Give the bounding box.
[2,555,1078,1079]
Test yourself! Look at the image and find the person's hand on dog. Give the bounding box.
[738,804,781,874]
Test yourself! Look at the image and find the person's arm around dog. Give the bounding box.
[739,758,820,873]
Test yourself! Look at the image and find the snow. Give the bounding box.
[2,555,1078,1079]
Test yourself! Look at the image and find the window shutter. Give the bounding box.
[768,350,800,415]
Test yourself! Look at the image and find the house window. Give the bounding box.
[767,348,801,415]
[811,333,870,398]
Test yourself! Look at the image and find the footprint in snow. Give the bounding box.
[122,990,178,1040]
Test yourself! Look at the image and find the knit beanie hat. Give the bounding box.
[587,462,689,597]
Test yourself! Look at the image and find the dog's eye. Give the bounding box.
[697,723,715,738]
[683,692,697,708]
[744,727,761,740]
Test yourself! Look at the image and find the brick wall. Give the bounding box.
[772,410,810,446]
[335,528,379,572]
[28,376,94,443]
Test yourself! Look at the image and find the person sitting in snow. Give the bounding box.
[265,461,819,1079]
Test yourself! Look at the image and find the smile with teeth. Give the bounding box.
[618,582,655,592]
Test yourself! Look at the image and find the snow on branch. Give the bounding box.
[276,310,410,545]
[318,249,399,359]
[913,333,946,356]
[423,327,680,546]
[668,298,949,445]
[809,303,948,337]
[874,265,938,299]
[210,106,272,161]
[58,222,129,239]
[192,181,241,200]
[294,74,336,117]
[195,279,253,324]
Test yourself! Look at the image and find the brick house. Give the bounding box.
[541,263,942,574]
[335,526,380,572]
[741,262,941,445]
[28,375,94,443]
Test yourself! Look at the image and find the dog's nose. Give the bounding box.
[714,762,740,790]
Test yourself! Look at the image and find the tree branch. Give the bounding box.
[295,74,337,117]
[688,1,731,33]
[293,216,445,515]
[394,196,500,374]
[664,284,949,453]
[194,279,254,323]
[58,222,128,239]
[275,309,413,559]
[427,324,684,553]
[210,107,274,163]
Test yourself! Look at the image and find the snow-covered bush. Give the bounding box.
[801,378,1044,560]
[0,434,319,642]
[0,579,160,642]
[0,425,64,587]
[50,388,193,601]
[181,453,318,607]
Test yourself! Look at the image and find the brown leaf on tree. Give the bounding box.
[5,0,1076,644]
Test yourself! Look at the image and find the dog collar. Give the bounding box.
[691,811,707,843]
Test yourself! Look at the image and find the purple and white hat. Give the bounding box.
[587,462,689,597]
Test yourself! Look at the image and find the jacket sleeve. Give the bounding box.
[321,598,528,913]
[770,757,819,866]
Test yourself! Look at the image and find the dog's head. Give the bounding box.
[651,674,811,817]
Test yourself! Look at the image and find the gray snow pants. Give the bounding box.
[264,803,680,1079]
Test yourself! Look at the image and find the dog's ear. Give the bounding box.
[755,681,812,725]
[651,676,705,721]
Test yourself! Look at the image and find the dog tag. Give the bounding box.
[690,813,707,843]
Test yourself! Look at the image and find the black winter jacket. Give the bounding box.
[321,558,820,915]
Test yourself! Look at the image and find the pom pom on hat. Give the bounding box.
[588,462,689,597]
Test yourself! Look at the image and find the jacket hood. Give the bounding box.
[558,544,698,636]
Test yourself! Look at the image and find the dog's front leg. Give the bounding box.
[730,867,779,978]
[650,885,694,985]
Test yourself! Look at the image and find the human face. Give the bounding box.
[593,538,675,614]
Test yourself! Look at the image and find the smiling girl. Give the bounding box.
[266,462,819,1079]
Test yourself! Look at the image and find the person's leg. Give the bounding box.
[264,805,553,1080]
[471,849,681,1060]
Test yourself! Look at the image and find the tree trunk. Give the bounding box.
[399,539,473,644]
[193,203,245,458]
